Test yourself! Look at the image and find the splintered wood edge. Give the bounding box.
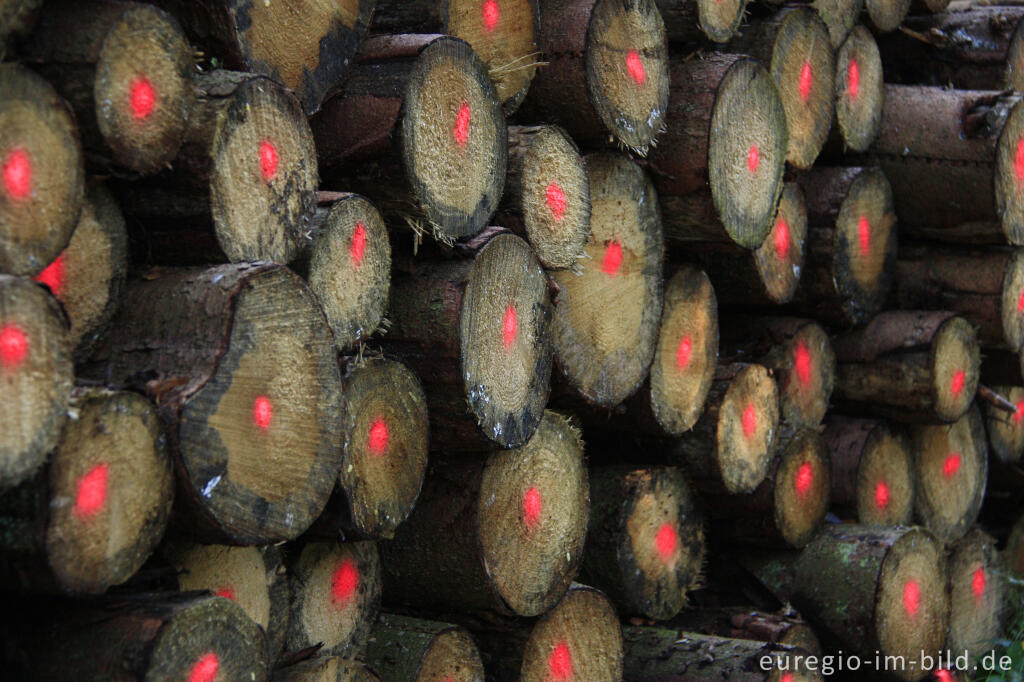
[753,182,808,304]
[773,430,831,548]
[855,423,914,525]
[835,25,884,152]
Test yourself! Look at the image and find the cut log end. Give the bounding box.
[1000,249,1024,352]
[709,59,788,249]
[774,430,831,548]
[866,0,912,33]
[856,422,915,525]
[931,317,981,423]
[947,530,1008,664]
[479,411,588,616]
[552,153,664,409]
[519,585,624,682]
[0,275,72,487]
[461,233,552,448]
[649,266,718,436]
[308,194,391,349]
[912,406,988,544]
[753,182,808,304]
[698,0,747,43]
[403,36,507,241]
[771,8,836,169]
[995,97,1024,245]
[717,364,780,494]
[813,0,863,49]
[1006,18,1024,93]
[209,75,318,263]
[366,614,484,682]
[287,541,381,658]
[835,25,884,153]
[983,385,1024,464]
[95,4,194,173]
[0,63,84,276]
[778,322,835,429]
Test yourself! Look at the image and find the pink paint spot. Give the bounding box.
[129,76,156,120]
[972,566,986,601]
[215,587,236,601]
[368,418,388,455]
[33,253,65,297]
[503,305,518,349]
[626,50,645,85]
[73,462,109,518]
[253,396,273,431]
[782,675,794,682]
[454,101,471,147]
[3,148,32,200]
[1015,400,1024,425]
[331,559,359,608]
[601,241,623,276]
[795,461,813,497]
[875,481,890,510]
[483,0,500,31]
[259,140,278,182]
[545,182,566,221]
[858,215,871,257]
[676,335,692,370]
[742,404,757,439]
[794,341,812,388]
[0,324,29,368]
[188,653,219,682]
[747,145,759,174]
[1018,289,1024,313]
[655,522,678,563]
[935,670,954,682]
[1015,139,1024,184]
[903,579,920,617]
[523,486,542,529]
[847,59,860,99]
[773,218,791,261]
[950,370,965,397]
[943,453,961,479]
[548,642,573,680]
[350,222,367,267]
[799,61,813,103]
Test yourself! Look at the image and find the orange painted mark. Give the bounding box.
[129,76,156,120]
[350,222,367,267]
[799,62,813,103]
[602,241,623,276]
[368,418,388,455]
[0,324,29,368]
[259,140,278,182]
[523,486,542,530]
[546,182,567,221]
[74,463,109,518]
[548,642,573,680]
[903,579,920,617]
[676,335,692,370]
[626,50,646,85]
[253,396,273,431]
[188,654,219,682]
[747,145,759,174]
[656,522,678,563]
[742,404,757,438]
[34,253,66,297]
[847,59,860,99]
[483,0,500,31]
[331,559,359,608]
[875,481,890,510]
[943,453,961,479]
[3,148,32,199]
[794,341,812,388]
[503,305,518,349]
[454,101,471,147]
[773,217,791,261]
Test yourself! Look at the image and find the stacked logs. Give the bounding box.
[0,1,1021,680]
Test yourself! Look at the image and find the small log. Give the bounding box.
[835,25,885,152]
[983,385,1024,463]
[946,530,1009,665]
[365,614,485,682]
[274,658,380,681]
[654,0,747,43]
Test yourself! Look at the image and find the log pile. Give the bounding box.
[1,1,1022,680]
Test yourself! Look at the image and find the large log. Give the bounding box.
[81,263,343,544]
[835,25,885,152]
[364,614,485,682]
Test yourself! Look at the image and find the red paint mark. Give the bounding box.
[482,0,500,31]
[350,222,367,267]
[847,59,860,99]
[742,404,757,439]
[935,670,954,682]
[331,559,359,608]
[259,140,278,182]
[368,418,388,455]
[795,461,813,497]
[187,653,219,682]
[73,462,109,518]
[972,566,986,601]
[1018,288,1024,313]
[545,182,566,221]
[129,76,156,120]
[951,370,966,397]
[781,675,794,682]
[747,145,759,174]
[502,305,518,349]
[676,335,692,370]
[858,215,871,257]
[903,579,920,617]
[799,61,813,102]
[1015,400,1024,425]
[875,481,890,510]
[253,396,273,431]
[794,341,812,388]
[0,325,29,368]
[33,253,65,296]
[523,486,542,529]
[626,50,645,85]
[3,148,32,200]
[1016,140,1024,184]
[655,522,678,563]
[548,642,573,680]
[773,218,790,261]
[943,453,961,479]
[215,587,236,601]
[601,241,623,276]
[454,101,471,147]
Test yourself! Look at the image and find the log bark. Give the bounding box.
[364,614,485,682]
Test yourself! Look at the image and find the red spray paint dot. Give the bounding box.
[253,396,273,431]
[798,62,813,102]
[626,50,646,85]
[259,140,278,182]
[350,222,367,267]
[0,324,29,368]
[655,522,678,563]
[601,241,623,276]
[904,580,920,617]
[935,670,954,682]
[454,101,471,147]
[368,418,388,455]
[503,305,518,349]
[1016,139,1024,184]
[548,642,573,681]
[943,453,961,479]
[773,217,791,261]
[847,59,860,99]
[972,566,986,601]
[676,335,692,370]
[1018,289,1024,314]
[794,341,812,388]
[858,215,871,257]
[3,148,32,200]
[331,559,359,608]
[875,481,890,510]
[523,486,542,530]
[129,76,156,120]
[747,145,759,174]
[742,404,757,439]
[795,462,813,497]
[188,653,219,682]
[545,182,567,221]
[950,370,965,397]
[74,462,109,518]
[482,0,500,31]
[781,675,794,682]
[1014,400,1024,425]
[215,587,236,601]
[34,253,66,297]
